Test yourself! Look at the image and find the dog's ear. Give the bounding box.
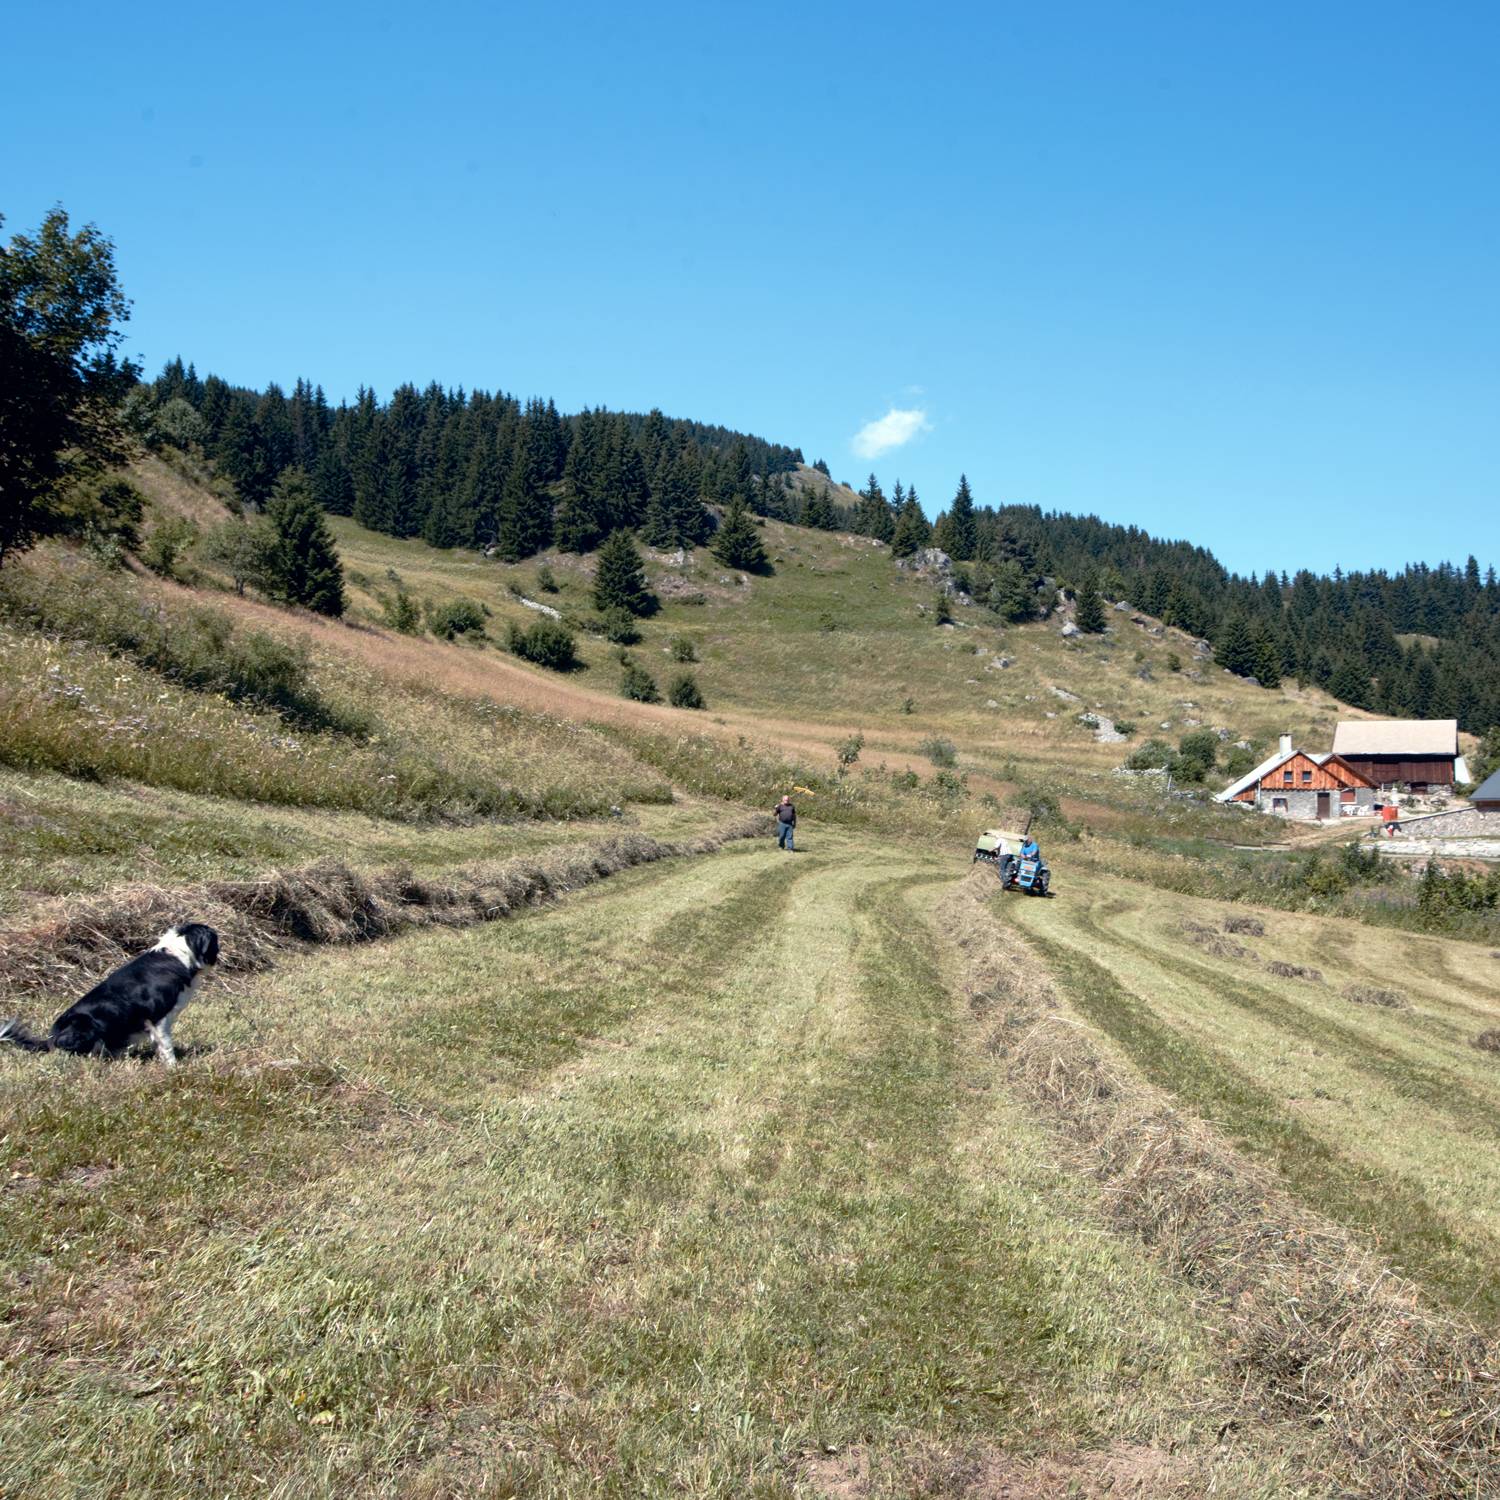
[183,924,220,968]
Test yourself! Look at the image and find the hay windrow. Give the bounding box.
[943,870,1500,1498]
[1343,985,1408,1010]
[1473,1030,1500,1055]
[1265,960,1323,982]
[1179,919,1249,961]
[0,816,770,1009]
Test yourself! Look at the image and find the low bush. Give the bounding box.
[670,635,697,663]
[426,597,487,640]
[381,589,423,634]
[619,657,661,703]
[599,607,641,645]
[507,618,579,671]
[141,515,198,579]
[920,736,957,768]
[668,671,705,709]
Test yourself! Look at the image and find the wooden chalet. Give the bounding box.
[1330,720,1461,791]
[1216,735,1376,820]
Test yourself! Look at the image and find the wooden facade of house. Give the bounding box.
[1227,751,1375,820]
[1332,756,1456,789]
[1330,720,1459,791]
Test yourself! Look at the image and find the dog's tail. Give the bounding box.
[0,1018,51,1053]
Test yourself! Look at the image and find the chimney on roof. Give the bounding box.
[1279,734,1293,756]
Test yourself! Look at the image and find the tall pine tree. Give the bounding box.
[267,469,345,616]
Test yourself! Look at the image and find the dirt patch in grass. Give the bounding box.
[941,870,1500,1498]
[1265,960,1322,982]
[804,1440,1193,1498]
[0,816,768,1008]
[1343,984,1408,1009]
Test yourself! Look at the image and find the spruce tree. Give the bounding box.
[712,495,770,573]
[890,493,931,558]
[947,474,978,561]
[802,488,838,531]
[496,423,552,561]
[1074,574,1106,634]
[592,530,656,616]
[1213,614,1257,676]
[267,468,345,616]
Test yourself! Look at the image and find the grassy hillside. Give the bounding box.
[3,452,1497,1496]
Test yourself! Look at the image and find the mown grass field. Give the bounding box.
[1006,868,1500,1322]
[2,831,1356,1498]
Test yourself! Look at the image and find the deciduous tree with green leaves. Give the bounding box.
[1,207,135,566]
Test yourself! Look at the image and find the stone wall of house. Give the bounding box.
[1257,788,1321,819]
[1388,807,1500,838]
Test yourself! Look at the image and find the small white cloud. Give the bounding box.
[851,407,931,459]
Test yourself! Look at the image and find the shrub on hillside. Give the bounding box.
[47,474,147,552]
[836,732,864,769]
[668,671,705,709]
[507,618,578,671]
[599,607,641,645]
[619,657,661,703]
[426,597,487,641]
[670,635,696,662]
[381,589,423,634]
[536,564,559,594]
[141,515,197,579]
[920,736,957,768]
[1124,739,1175,771]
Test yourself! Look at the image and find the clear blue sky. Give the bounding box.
[5,1,1496,577]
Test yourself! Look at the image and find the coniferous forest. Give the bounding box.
[124,360,1500,736]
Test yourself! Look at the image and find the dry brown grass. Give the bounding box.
[0,816,768,1011]
[941,870,1500,1498]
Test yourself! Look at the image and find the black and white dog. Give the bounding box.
[0,923,219,1067]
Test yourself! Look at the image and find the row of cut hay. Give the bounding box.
[943,870,1499,1498]
[0,817,769,1010]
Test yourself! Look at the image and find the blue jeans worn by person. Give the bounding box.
[777,821,795,851]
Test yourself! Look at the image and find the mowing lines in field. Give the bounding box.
[1015,917,1500,1323]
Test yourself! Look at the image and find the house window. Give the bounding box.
[1301,770,1312,784]
[1272,797,1288,812]
[1283,770,1293,783]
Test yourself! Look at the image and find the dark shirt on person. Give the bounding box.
[776,802,797,825]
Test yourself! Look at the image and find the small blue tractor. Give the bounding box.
[972,827,1052,896]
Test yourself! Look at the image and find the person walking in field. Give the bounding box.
[774,795,797,852]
